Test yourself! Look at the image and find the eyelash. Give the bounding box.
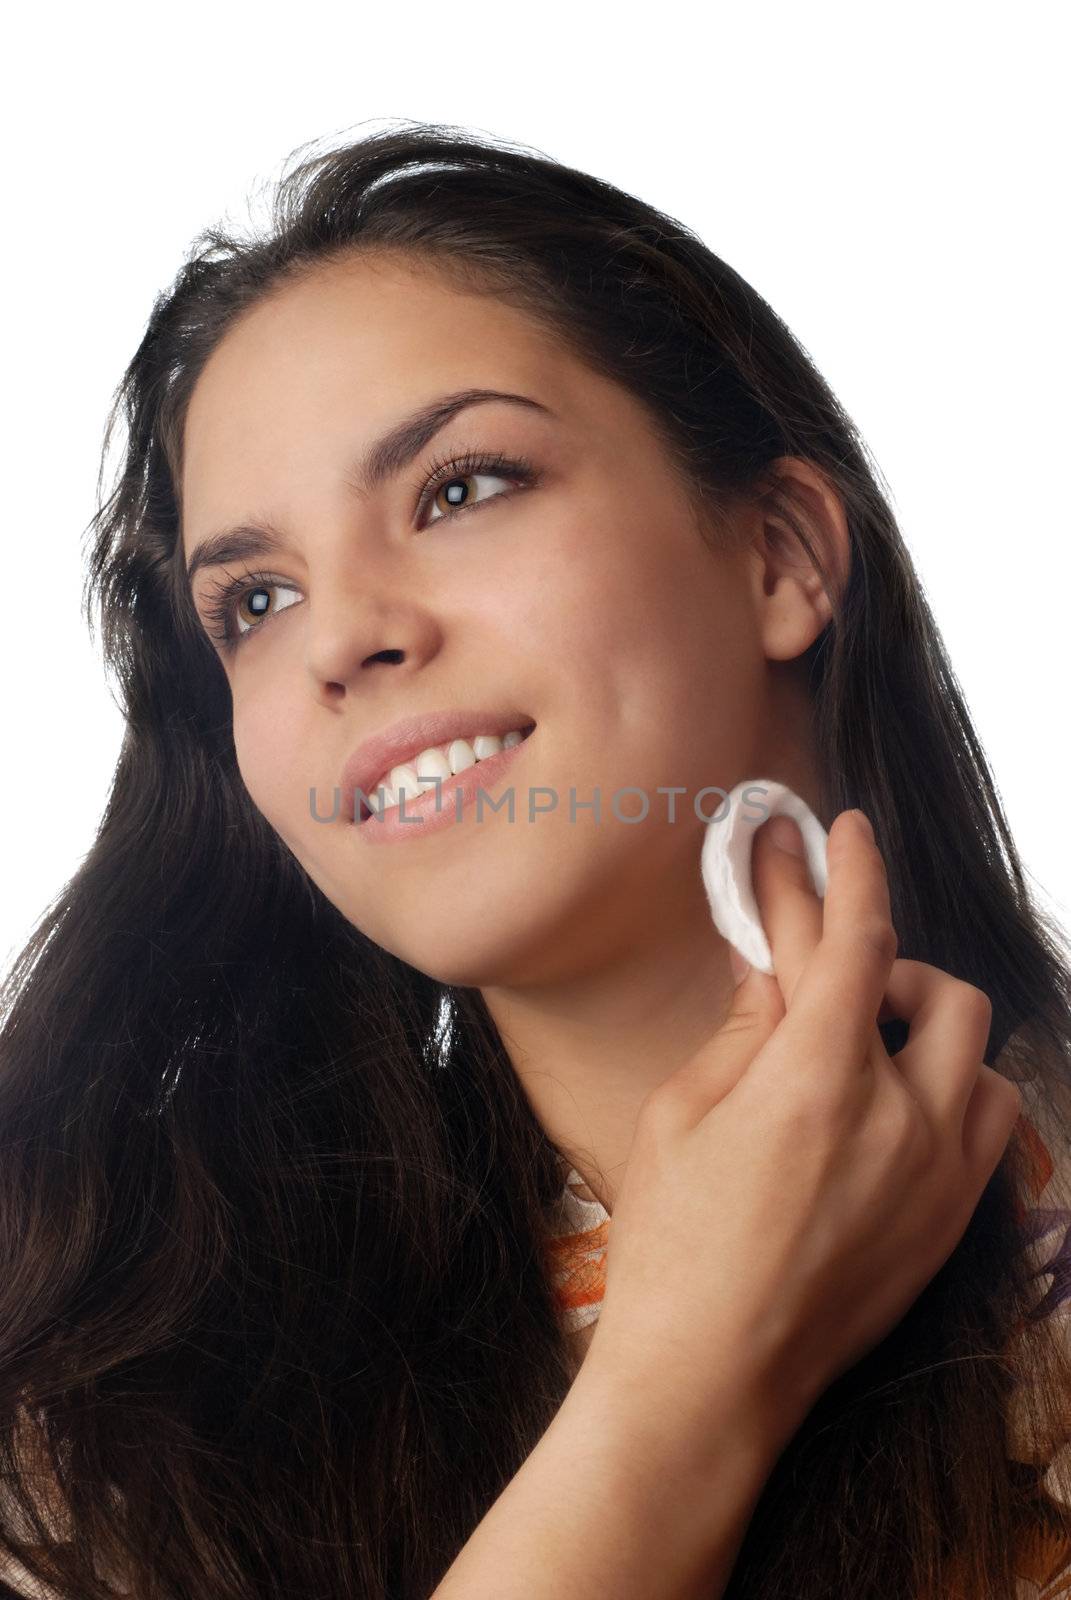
[198,447,539,651]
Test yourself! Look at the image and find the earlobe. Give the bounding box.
[749,456,851,663]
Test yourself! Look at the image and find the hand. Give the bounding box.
[587,808,1022,1455]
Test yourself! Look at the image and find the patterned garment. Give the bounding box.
[545,1161,612,1335]
[544,1115,1071,1595]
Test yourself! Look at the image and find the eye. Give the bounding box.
[199,571,302,651]
[197,449,540,654]
[424,470,512,525]
[415,449,539,528]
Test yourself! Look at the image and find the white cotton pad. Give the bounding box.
[699,778,829,975]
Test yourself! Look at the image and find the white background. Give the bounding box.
[2,1,1067,977]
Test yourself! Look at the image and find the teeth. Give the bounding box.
[444,737,479,779]
[364,727,530,818]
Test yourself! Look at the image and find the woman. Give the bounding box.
[2,120,1070,1599]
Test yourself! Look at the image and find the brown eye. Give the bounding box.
[236,584,273,628]
[232,581,301,637]
[200,574,302,650]
[413,450,539,527]
[425,469,515,526]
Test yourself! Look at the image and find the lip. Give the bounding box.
[340,709,537,825]
[353,729,536,845]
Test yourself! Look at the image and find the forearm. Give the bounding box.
[429,1356,788,1600]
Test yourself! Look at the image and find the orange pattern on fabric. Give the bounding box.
[543,1219,610,1315]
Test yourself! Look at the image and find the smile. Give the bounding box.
[354,727,537,845]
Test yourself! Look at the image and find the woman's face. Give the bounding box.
[180,253,774,986]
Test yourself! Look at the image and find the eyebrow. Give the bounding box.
[184,387,554,586]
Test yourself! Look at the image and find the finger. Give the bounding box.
[777,809,897,1075]
[961,1064,1023,1177]
[878,959,995,1127]
[655,965,786,1125]
[750,814,824,1007]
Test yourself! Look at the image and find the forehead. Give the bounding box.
[177,255,676,570]
[181,258,574,507]
[188,253,565,406]
[185,259,560,454]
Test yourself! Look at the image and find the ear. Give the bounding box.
[745,456,851,663]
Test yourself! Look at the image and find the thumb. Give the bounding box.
[661,945,785,1118]
[720,945,786,1040]
[728,945,752,987]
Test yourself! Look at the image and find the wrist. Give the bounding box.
[568,1333,805,1498]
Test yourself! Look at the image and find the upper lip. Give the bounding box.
[340,709,537,822]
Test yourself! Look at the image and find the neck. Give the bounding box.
[480,829,738,1216]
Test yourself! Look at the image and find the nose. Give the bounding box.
[302,555,441,699]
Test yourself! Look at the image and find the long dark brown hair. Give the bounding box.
[3,119,1071,1599]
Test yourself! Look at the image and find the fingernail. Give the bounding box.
[849,808,874,842]
[728,946,751,985]
[765,814,805,857]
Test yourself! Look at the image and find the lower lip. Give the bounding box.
[352,730,536,845]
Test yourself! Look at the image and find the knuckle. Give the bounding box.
[981,1063,1023,1119]
[947,978,994,1035]
[779,1073,853,1138]
[879,1084,932,1156]
[857,915,898,966]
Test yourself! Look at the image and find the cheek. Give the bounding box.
[232,698,305,829]
[548,506,755,694]
[510,507,658,660]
